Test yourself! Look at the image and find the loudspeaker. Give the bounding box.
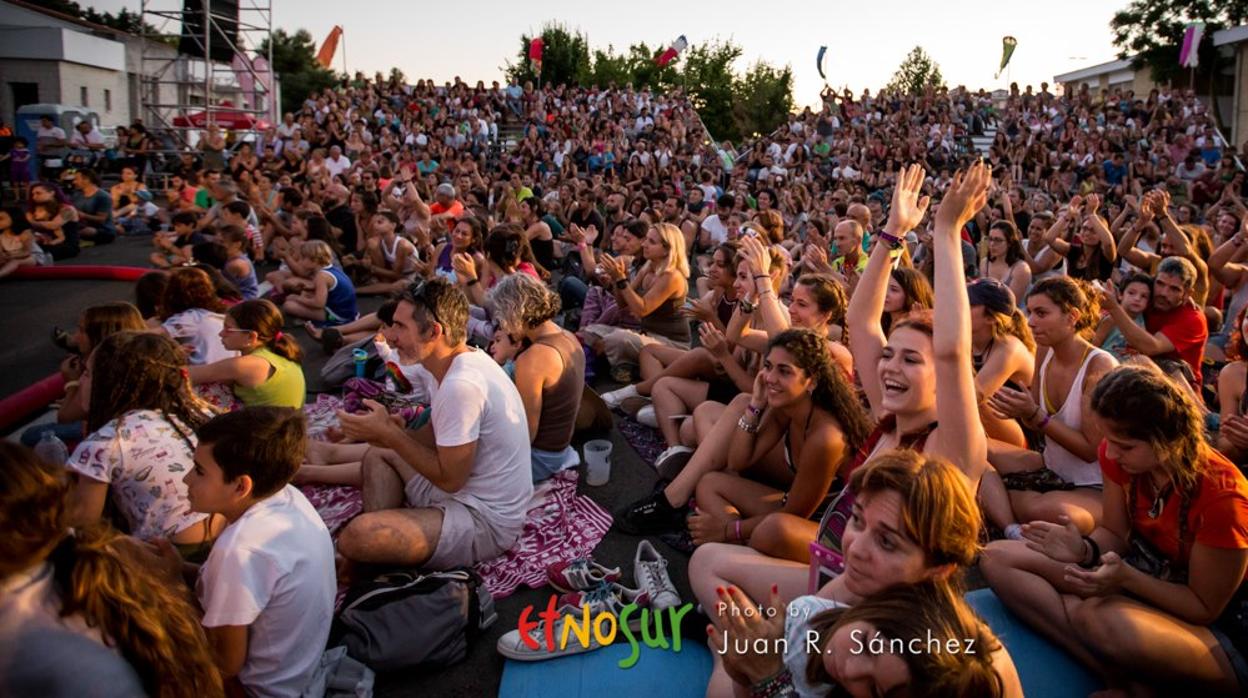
[179,0,240,63]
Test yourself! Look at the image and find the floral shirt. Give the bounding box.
[66,410,207,540]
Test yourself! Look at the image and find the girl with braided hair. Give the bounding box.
[66,331,224,559]
[685,328,871,555]
[983,364,1248,695]
[0,442,222,698]
[188,299,306,409]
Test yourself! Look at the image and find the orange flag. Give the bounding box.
[316,26,342,69]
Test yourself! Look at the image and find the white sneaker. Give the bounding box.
[496,601,607,661]
[654,445,693,470]
[636,404,658,428]
[601,384,640,409]
[634,540,681,612]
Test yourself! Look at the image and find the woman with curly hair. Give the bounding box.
[684,328,872,555]
[158,266,235,365]
[983,364,1248,696]
[490,273,585,482]
[66,331,223,558]
[0,442,222,697]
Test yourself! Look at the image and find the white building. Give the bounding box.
[0,0,274,130]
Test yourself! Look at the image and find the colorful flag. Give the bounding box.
[816,46,828,81]
[1180,22,1205,69]
[995,36,1017,79]
[656,35,688,67]
[316,25,342,69]
[529,37,544,73]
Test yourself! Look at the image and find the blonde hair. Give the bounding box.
[651,222,690,278]
[301,239,334,267]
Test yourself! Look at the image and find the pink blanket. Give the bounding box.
[299,395,613,599]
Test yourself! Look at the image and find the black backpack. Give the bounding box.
[332,567,496,671]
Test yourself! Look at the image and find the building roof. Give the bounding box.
[1054,58,1135,84]
[3,0,127,37]
[1214,25,1248,47]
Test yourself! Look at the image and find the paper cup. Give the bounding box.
[583,439,613,486]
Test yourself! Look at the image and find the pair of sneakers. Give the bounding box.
[497,540,682,661]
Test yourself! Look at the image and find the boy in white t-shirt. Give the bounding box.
[166,407,335,698]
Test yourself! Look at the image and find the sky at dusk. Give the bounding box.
[92,0,1126,105]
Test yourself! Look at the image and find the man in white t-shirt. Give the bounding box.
[337,277,533,570]
[173,407,335,698]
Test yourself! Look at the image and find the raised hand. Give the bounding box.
[933,161,992,236]
[885,163,931,235]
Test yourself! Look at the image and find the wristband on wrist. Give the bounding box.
[877,230,904,249]
[466,278,479,287]
[1037,413,1052,429]
[753,273,770,281]
[747,403,765,417]
[734,519,743,542]
[614,278,628,291]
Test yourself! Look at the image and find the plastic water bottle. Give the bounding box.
[34,431,69,466]
[352,348,369,378]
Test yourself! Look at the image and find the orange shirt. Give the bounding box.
[430,200,464,233]
[1101,442,1248,580]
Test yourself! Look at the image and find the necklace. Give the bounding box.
[1148,479,1172,519]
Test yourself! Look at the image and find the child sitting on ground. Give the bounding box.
[167,407,335,698]
[220,200,265,263]
[282,240,358,327]
[0,207,38,279]
[217,224,260,300]
[150,211,204,268]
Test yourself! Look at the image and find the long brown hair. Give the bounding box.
[769,329,871,456]
[1027,276,1101,337]
[0,442,223,697]
[79,302,146,355]
[227,299,303,363]
[86,331,216,435]
[804,580,1003,697]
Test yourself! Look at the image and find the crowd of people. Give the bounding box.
[3,70,1248,697]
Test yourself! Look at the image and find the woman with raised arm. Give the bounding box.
[982,365,1248,696]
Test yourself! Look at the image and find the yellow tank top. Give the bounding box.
[232,347,306,408]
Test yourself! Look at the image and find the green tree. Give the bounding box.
[505,22,591,87]
[1111,0,1247,99]
[587,45,635,88]
[258,29,338,115]
[886,46,946,96]
[679,39,742,141]
[733,61,795,139]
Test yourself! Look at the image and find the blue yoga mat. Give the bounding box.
[500,641,713,698]
[967,588,1103,697]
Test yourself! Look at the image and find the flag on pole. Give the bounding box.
[994,36,1017,79]
[529,37,544,74]
[656,35,688,67]
[1180,22,1205,69]
[816,46,828,82]
[316,25,342,69]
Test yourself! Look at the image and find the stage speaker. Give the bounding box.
[179,0,240,63]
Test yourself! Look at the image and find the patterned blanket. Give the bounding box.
[298,394,612,599]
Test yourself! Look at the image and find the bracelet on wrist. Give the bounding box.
[465,278,479,287]
[749,666,794,698]
[734,519,744,542]
[747,403,765,417]
[877,230,904,249]
[614,278,628,291]
[737,415,761,434]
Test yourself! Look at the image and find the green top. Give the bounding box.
[232,347,306,409]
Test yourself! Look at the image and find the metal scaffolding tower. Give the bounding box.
[138,0,275,153]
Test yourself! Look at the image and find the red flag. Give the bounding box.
[316,26,342,69]
[529,37,544,72]
[655,35,688,67]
